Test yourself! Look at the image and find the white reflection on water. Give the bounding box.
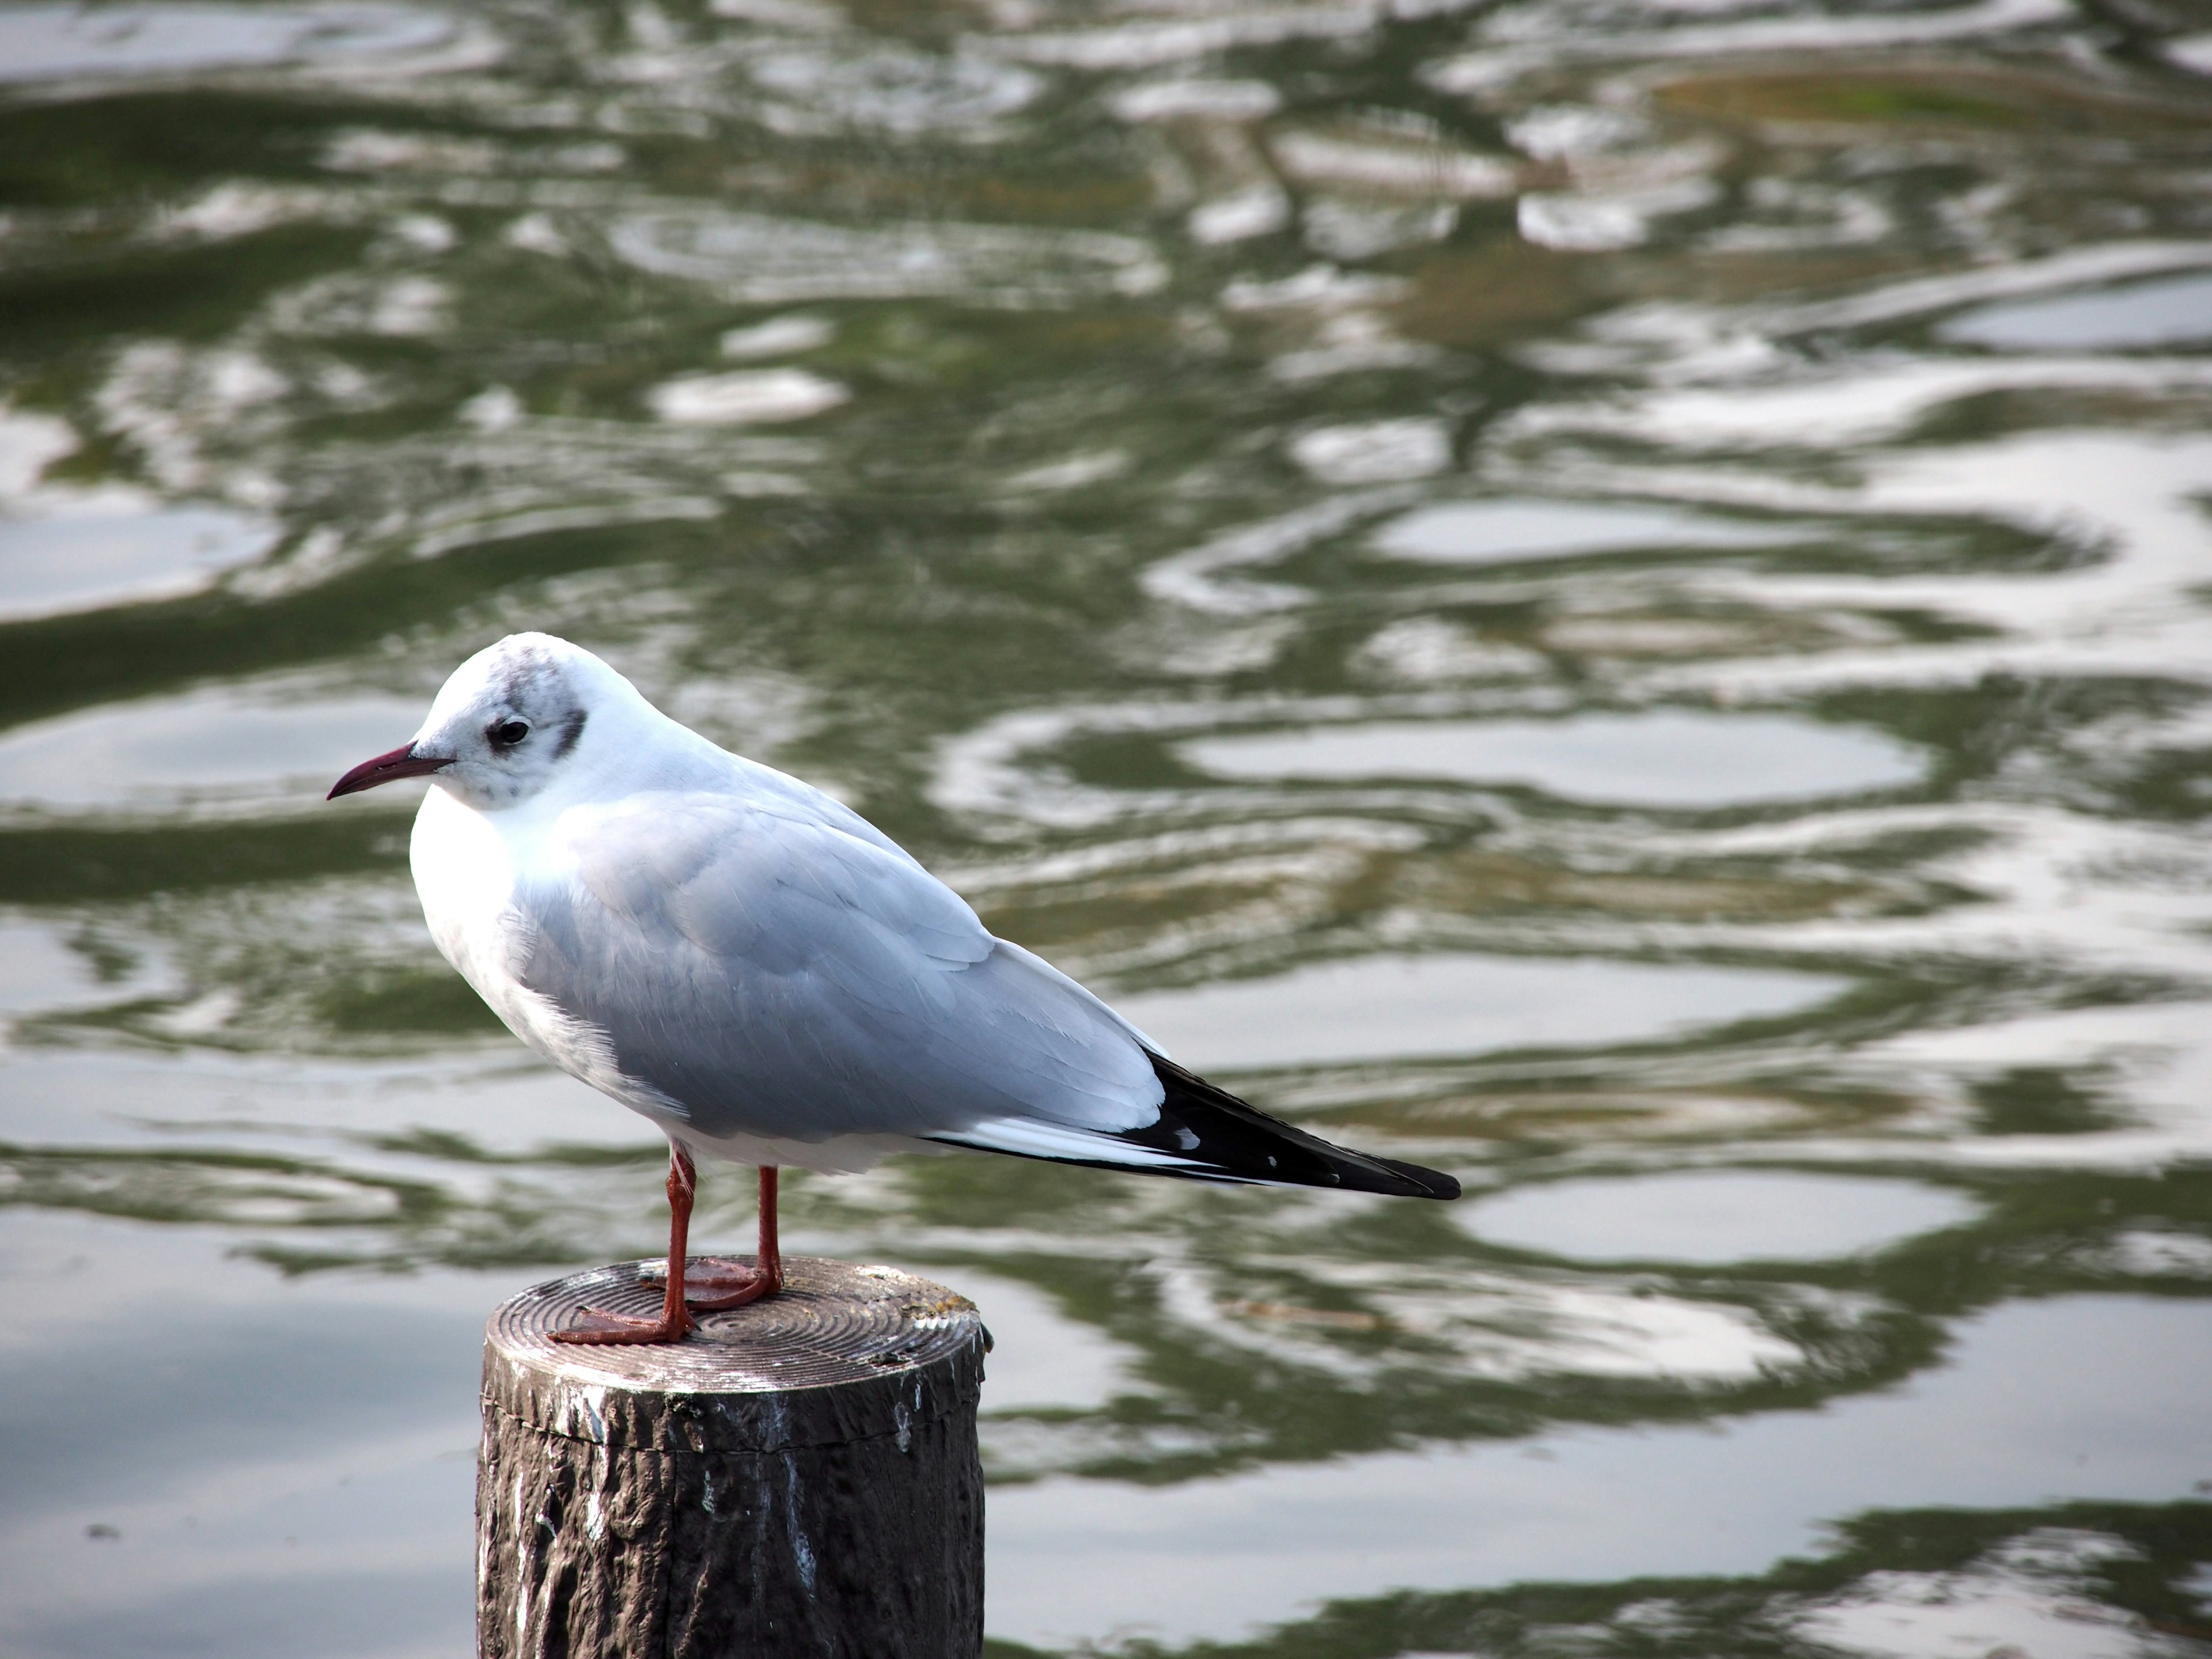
[1108,77,1282,122]
[1697,242,2212,353]
[1290,420,1452,485]
[1462,1172,1979,1264]
[1511,357,2212,450]
[646,368,849,426]
[1789,999,2212,1173]
[987,1,1419,72]
[1936,270,2212,352]
[1785,1528,2164,1659]
[0,2,461,85]
[0,407,280,619]
[1369,497,1811,566]
[1430,0,2071,92]
[987,1295,2212,1647]
[0,685,426,819]
[963,1272,1146,1414]
[1179,712,1925,808]
[0,917,182,1030]
[1115,952,1846,1070]
[0,1044,631,1157]
[607,209,1166,306]
[742,45,1043,137]
[0,491,278,622]
[1651,432,2212,682]
[0,1214,482,1659]
[0,920,101,1020]
[1156,1255,1808,1387]
[718,313,835,360]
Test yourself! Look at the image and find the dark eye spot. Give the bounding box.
[491,719,530,747]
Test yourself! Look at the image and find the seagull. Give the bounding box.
[329,634,1459,1344]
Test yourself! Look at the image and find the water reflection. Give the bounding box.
[1178,712,1927,808]
[0,686,425,819]
[2,0,2211,1649]
[1119,952,1846,1070]
[1787,1527,2162,1659]
[606,209,1166,305]
[988,1297,2212,1649]
[0,2,465,86]
[0,1214,479,1659]
[964,1271,1145,1415]
[1936,270,2212,352]
[1461,1172,1980,1265]
[0,492,278,622]
[1369,498,1814,567]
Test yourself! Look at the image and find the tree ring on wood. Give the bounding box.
[483,1256,988,1455]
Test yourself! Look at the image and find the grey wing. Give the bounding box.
[513,791,1167,1146]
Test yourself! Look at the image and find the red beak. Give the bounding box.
[327,743,452,800]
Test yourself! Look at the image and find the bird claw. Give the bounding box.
[634,1256,782,1310]
[550,1305,694,1344]
[683,1257,780,1310]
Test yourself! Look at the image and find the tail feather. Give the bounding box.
[930,1052,1460,1200]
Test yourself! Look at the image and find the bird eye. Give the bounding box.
[491,719,530,747]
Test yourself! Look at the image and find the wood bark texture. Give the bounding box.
[477,1256,987,1659]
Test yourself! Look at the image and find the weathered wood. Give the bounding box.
[477,1256,988,1659]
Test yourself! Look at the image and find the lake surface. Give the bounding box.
[1,1,2210,1656]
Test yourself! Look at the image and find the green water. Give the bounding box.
[2,1,2211,1654]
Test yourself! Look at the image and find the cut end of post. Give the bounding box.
[478,1257,987,1659]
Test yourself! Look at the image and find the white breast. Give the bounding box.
[411,785,522,1004]
[410,785,643,1108]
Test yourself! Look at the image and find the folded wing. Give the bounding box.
[514,774,1459,1198]
[513,787,1168,1145]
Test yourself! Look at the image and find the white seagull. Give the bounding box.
[329,634,1459,1344]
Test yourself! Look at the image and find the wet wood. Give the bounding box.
[477,1256,988,1659]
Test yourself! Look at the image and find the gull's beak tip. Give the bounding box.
[328,743,450,800]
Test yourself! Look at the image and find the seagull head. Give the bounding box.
[328,632,637,810]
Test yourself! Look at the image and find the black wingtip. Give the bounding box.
[1369,1156,1462,1202]
[1133,1052,1462,1200]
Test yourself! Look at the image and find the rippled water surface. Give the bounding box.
[3,0,2211,1654]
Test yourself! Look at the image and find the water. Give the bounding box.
[1116,951,1849,1067]
[1,0,2210,1654]
[1175,710,1927,805]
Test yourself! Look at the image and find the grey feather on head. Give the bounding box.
[412,632,624,810]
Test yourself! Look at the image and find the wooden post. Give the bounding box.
[476,1256,988,1659]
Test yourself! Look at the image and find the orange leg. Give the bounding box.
[684,1165,783,1310]
[551,1145,700,1345]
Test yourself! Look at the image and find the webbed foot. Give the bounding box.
[682,1256,781,1310]
[549,1304,694,1344]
